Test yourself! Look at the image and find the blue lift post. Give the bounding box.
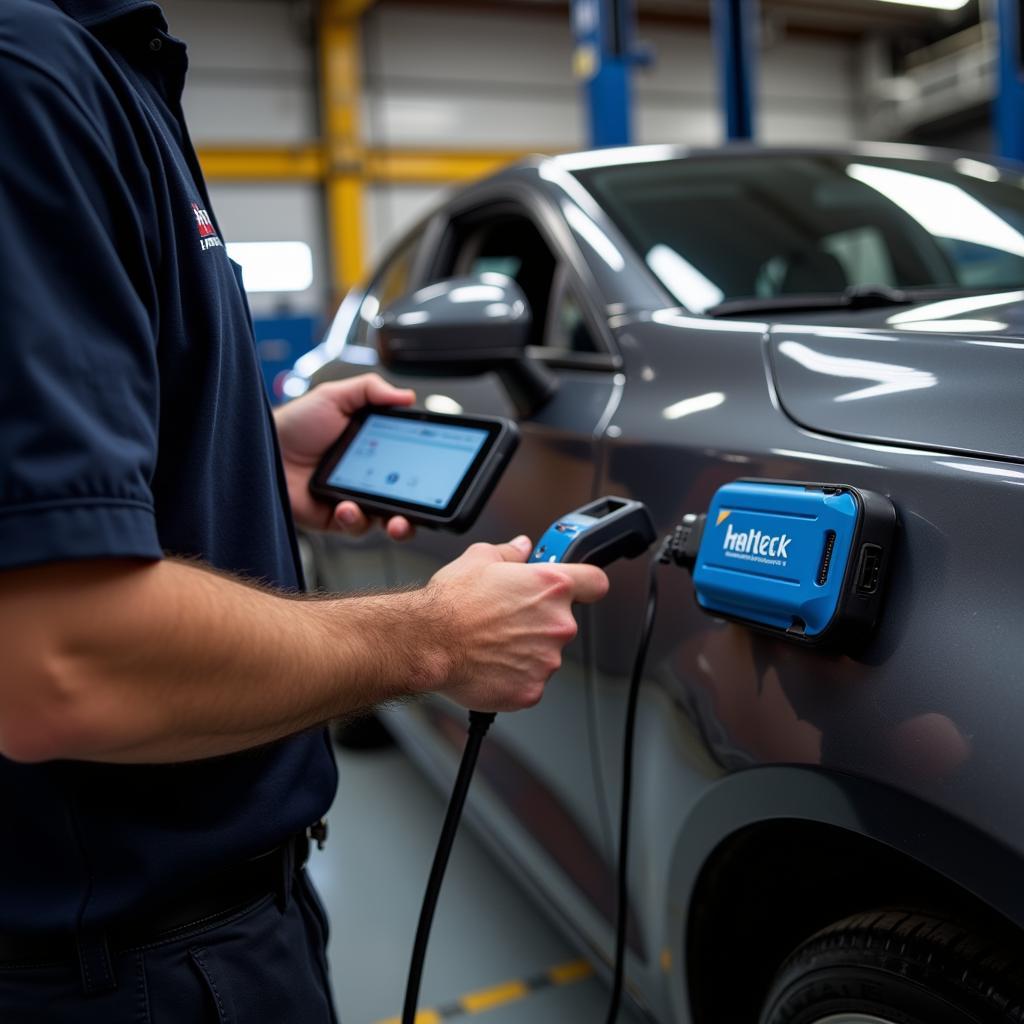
[996,0,1024,162]
[570,0,641,148]
[712,0,759,141]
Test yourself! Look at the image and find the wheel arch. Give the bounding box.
[662,766,1024,1024]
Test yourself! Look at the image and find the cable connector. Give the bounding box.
[659,512,706,569]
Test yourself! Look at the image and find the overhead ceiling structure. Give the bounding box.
[410,0,966,37]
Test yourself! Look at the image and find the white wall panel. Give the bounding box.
[363,6,857,152]
[161,0,317,144]
[207,183,328,318]
[366,183,451,263]
[361,5,584,149]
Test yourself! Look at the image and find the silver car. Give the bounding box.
[292,144,1024,1023]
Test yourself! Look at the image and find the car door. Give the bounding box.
[313,188,627,945]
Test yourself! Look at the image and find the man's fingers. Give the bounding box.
[555,564,610,604]
[386,516,414,541]
[362,373,416,408]
[321,373,415,414]
[333,502,371,536]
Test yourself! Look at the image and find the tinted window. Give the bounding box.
[353,231,422,347]
[450,215,557,347]
[574,155,1024,311]
[546,287,596,353]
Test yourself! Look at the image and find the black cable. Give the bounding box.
[604,551,662,1024]
[402,709,496,1024]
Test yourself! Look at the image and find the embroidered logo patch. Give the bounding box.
[191,203,222,250]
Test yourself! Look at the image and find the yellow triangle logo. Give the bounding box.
[716,509,731,526]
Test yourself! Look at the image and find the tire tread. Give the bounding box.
[762,908,1024,1024]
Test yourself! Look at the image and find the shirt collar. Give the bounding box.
[53,0,164,30]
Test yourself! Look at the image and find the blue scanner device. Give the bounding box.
[530,497,656,567]
[691,480,896,644]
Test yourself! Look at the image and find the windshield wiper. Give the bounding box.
[706,285,918,318]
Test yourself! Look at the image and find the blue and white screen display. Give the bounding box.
[327,415,490,510]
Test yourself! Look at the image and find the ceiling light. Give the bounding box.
[872,0,969,9]
[226,241,313,293]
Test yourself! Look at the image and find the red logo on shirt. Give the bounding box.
[192,202,216,238]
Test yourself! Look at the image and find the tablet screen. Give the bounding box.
[326,414,491,511]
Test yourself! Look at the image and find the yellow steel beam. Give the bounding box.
[197,145,538,184]
[319,1,367,298]
[323,0,376,19]
[197,145,325,181]
[365,148,533,183]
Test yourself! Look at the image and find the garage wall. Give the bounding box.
[158,0,860,312]
[362,5,859,255]
[159,0,328,318]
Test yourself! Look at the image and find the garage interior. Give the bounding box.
[15,0,1024,1021]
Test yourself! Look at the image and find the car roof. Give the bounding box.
[487,141,1022,188]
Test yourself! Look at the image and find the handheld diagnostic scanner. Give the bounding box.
[530,497,656,568]
[688,480,896,645]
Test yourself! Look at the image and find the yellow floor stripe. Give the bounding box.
[373,957,594,1024]
[376,1011,440,1024]
[548,959,593,985]
[460,979,529,1014]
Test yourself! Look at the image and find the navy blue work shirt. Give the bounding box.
[0,0,337,933]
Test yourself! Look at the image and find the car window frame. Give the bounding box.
[346,214,444,350]
[423,184,622,373]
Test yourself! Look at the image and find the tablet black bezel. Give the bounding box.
[310,407,508,522]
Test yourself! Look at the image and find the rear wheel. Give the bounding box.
[760,909,1024,1024]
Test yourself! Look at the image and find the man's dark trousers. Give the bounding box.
[0,871,338,1023]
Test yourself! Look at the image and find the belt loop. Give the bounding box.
[77,931,116,995]
[277,838,295,912]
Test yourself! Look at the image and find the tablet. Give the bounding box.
[310,407,519,532]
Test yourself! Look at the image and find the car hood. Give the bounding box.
[767,291,1024,462]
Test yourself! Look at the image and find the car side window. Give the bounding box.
[352,230,423,348]
[442,210,599,354]
[544,270,598,354]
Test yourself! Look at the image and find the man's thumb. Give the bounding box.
[492,535,532,563]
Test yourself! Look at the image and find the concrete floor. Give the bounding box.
[307,737,645,1024]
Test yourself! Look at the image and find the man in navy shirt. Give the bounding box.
[0,1,608,1019]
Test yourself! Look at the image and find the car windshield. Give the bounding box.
[572,153,1024,313]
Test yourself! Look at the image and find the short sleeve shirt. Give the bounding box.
[0,0,337,932]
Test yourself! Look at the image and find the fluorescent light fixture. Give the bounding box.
[848,163,1024,257]
[225,241,313,293]
[872,0,968,9]
[662,391,725,420]
[646,244,724,313]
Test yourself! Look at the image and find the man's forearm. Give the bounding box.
[0,559,452,764]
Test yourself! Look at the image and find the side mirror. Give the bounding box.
[377,274,557,416]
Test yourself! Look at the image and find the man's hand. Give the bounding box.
[274,374,416,538]
[424,536,609,712]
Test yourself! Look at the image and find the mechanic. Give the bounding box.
[0,2,609,1020]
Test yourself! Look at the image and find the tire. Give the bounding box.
[760,909,1024,1024]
